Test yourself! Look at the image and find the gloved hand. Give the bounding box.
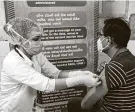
[66,75,101,88]
[68,70,98,78]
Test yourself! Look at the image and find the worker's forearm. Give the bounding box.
[55,77,81,90]
[55,75,98,91]
[58,70,92,78]
[55,78,68,90]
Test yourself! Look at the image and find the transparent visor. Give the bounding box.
[6,23,27,45]
[6,24,42,49]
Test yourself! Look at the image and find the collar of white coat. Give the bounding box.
[16,48,33,66]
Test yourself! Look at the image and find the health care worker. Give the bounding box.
[0,17,100,112]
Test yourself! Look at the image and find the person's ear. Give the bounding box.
[107,36,113,44]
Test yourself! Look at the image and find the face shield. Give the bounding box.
[6,23,27,45]
[5,23,43,55]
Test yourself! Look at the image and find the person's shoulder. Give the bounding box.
[111,50,135,72]
[121,50,134,62]
[107,60,124,71]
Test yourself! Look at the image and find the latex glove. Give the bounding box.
[68,71,98,78]
[66,75,101,88]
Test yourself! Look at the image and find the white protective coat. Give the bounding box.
[0,48,60,112]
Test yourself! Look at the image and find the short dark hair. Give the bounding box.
[103,17,131,47]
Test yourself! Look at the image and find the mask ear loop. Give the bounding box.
[101,37,110,50]
[22,40,32,49]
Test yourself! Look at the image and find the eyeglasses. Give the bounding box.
[97,32,104,37]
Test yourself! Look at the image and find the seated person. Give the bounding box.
[81,17,135,112]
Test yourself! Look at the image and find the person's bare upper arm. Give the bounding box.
[81,69,108,109]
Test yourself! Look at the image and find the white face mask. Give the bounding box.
[97,38,109,52]
[22,39,43,55]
